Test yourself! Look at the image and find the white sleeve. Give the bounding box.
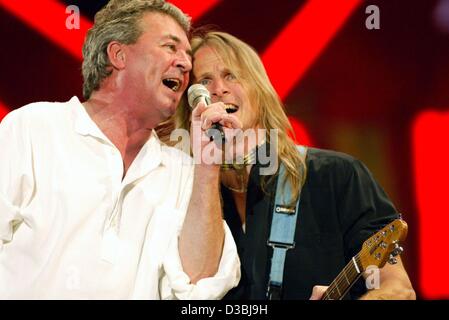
[160,221,241,300]
[0,111,34,248]
[0,194,22,248]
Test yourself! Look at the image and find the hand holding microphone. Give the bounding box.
[188,84,225,144]
[188,84,241,144]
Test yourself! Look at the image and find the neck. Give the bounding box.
[221,164,252,192]
[83,93,155,154]
[221,166,251,228]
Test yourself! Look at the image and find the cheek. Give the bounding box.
[231,85,245,103]
[244,101,260,125]
[183,73,190,89]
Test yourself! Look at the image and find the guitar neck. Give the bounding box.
[322,253,364,300]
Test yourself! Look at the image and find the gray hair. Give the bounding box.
[81,0,191,99]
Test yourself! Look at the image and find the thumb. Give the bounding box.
[309,285,328,300]
[191,101,208,120]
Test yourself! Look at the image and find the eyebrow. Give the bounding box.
[195,68,235,83]
[195,72,212,80]
[164,34,193,58]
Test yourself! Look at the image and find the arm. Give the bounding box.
[311,156,415,300]
[179,164,224,283]
[178,101,242,283]
[360,257,416,300]
[0,110,33,247]
[310,257,415,300]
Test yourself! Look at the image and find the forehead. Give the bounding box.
[139,12,190,47]
[193,46,235,75]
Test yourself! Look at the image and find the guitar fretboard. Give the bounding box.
[322,253,363,300]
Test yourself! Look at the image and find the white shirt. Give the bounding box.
[0,97,240,299]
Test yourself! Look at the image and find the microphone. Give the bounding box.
[187,84,226,144]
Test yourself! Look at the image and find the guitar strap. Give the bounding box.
[266,145,307,300]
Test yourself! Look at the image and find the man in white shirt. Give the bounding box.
[0,0,240,299]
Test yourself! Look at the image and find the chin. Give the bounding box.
[161,105,176,120]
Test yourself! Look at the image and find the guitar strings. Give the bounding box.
[323,262,359,299]
[322,223,402,299]
[323,253,363,300]
[323,246,388,300]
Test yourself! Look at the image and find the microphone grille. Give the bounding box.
[187,84,210,108]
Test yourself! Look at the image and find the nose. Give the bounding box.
[175,51,192,73]
[209,78,230,101]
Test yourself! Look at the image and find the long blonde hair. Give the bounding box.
[173,31,306,203]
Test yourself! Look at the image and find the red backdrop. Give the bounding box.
[1,0,448,299]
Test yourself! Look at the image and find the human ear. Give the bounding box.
[106,41,126,70]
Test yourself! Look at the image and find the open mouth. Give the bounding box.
[224,103,239,114]
[162,78,181,92]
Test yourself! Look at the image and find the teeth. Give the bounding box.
[224,103,238,113]
[163,78,181,92]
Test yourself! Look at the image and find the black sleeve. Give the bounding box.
[338,158,399,263]
[336,158,399,298]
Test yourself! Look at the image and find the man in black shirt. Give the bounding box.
[175,30,415,300]
[221,147,405,299]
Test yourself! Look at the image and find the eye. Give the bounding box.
[225,72,236,81]
[199,78,211,86]
[164,43,176,52]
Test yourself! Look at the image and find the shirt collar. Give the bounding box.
[122,131,164,184]
[71,96,110,142]
[70,96,166,177]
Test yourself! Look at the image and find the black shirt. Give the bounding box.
[222,147,399,300]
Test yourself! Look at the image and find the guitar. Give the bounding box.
[322,219,408,300]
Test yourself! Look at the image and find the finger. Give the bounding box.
[200,109,225,123]
[309,285,328,300]
[191,101,208,120]
[202,113,230,130]
[194,102,227,118]
[207,102,227,113]
[219,115,242,129]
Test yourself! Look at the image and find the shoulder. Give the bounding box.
[304,147,368,186]
[306,147,361,173]
[306,147,359,167]
[160,144,194,180]
[1,98,77,129]
[161,144,193,166]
